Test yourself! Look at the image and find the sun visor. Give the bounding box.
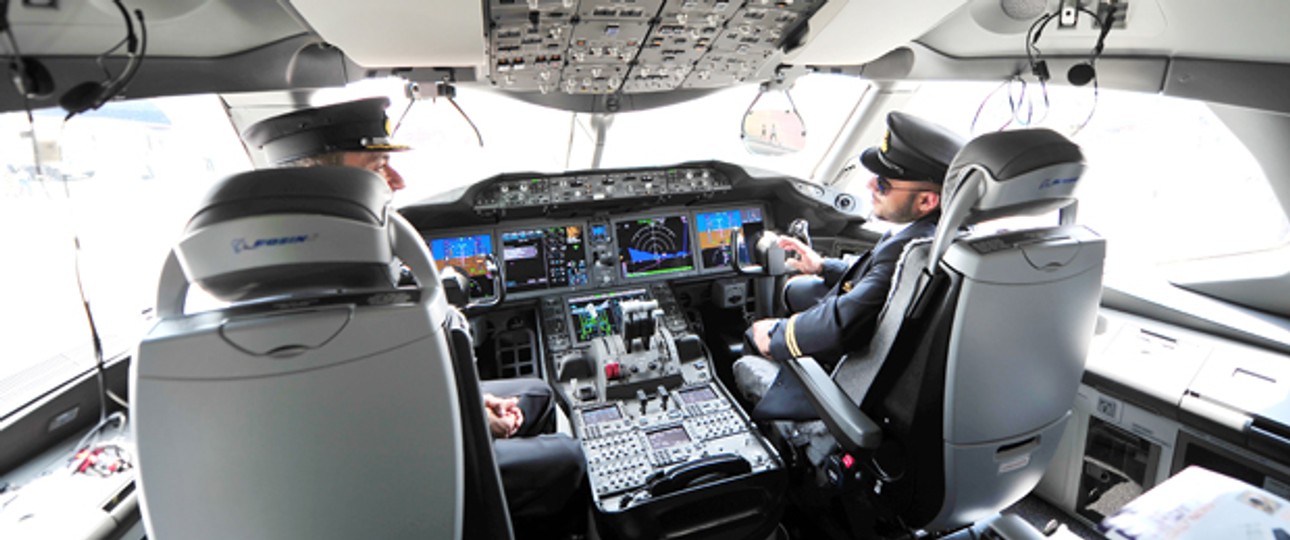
[784,0,970,65]
[286,0,487,67]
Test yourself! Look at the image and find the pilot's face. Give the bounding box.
[869,175,940,224]
[342,151,405,191]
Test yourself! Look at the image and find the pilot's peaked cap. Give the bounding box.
[860,111,965,183]
[242,97,409,165]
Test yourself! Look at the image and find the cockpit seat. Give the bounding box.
[736,128,1105,536]
[133,167,513,539]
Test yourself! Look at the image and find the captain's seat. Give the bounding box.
[132,167,512,539]
[736,128,1105,536]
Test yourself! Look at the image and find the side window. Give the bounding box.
[0,95,250,417]
[901,82,1290,274]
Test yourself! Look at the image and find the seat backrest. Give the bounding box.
[834,129,1105,532]
[133,167,511,539]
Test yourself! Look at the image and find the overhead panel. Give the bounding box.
[486,0,827,95]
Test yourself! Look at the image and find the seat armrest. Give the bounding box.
[780,356,882,453]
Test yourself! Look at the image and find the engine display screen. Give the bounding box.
[567,288,650,343]
[501,225,588,293]
[581,405,622,426]
[695,207,765,270]
[647,426,692,450]
[428,233,495,299]
[678,386,719,404]
[615,215,694,279]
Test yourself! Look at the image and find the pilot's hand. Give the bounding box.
[777,235,823,275]
[751,319,778,357]
[483,393,524,438]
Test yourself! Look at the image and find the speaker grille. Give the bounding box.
[1001,0,1047,20]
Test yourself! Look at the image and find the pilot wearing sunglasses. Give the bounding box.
[735,112,964,417]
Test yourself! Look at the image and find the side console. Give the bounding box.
[548,288,784,540]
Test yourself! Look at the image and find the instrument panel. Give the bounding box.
[425,203,770,302]
[473,166,732,210]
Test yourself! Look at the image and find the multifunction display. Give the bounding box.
[581,405,622,426]
[501,225,588,293]
[646,426,692,450]
[428,233,495,299]
[695,207,765,270]
[567,288,651,343]
[678,386,719,404]
[615,215,694,279]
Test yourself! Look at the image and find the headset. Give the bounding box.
[2,0,145,118]
[1027,3,1118,87]
[59,0,146,119]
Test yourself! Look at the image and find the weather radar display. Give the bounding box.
[614,215,694,279]
[428,233,495,299]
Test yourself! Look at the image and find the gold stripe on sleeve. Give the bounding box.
[785,315,802,358]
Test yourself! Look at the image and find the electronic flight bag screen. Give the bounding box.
[614,215,694,279]
[428,233,495,299]
[694,207,765,270]
[501,225,588,293]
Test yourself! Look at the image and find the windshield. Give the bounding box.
[315,74,872,206]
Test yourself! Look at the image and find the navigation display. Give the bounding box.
[428,233,495,299]
[501,225,588,293]
[567,288,650,343]
[695,207,764,270]
[615,215,694,279]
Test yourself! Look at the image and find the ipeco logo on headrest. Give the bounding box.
[1039,177,1078,190]
[231,234,319,254]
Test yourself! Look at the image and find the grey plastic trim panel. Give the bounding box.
[1166,58,1290,115]
[1101,284,1290,356]
[0,34,359,114]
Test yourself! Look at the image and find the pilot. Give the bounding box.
[734,112,964,417]
[243,97,587,530]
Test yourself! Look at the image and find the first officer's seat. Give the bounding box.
[132,167,512,539]
[741,129,1105,537]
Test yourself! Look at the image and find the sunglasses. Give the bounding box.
[875,176,938,195]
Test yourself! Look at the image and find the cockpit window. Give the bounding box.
[902,82,1290,280]
[334,75,872,206]
[0,95,249,418]
[598,73,871,178]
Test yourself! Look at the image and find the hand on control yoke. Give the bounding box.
[776,234,823,276]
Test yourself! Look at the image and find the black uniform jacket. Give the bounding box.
[767,211,940,362]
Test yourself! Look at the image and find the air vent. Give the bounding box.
[835,193,856,212]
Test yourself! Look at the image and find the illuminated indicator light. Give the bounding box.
[842,454,855,469]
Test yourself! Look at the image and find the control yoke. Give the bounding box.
[731,225,788,277]
[441,253,505,312]
[731,222,805,318]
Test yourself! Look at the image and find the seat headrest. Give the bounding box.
[174,167,397,303]
[926,129,1085,272]
[187,166,391,232]
[942,128,1085,226]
